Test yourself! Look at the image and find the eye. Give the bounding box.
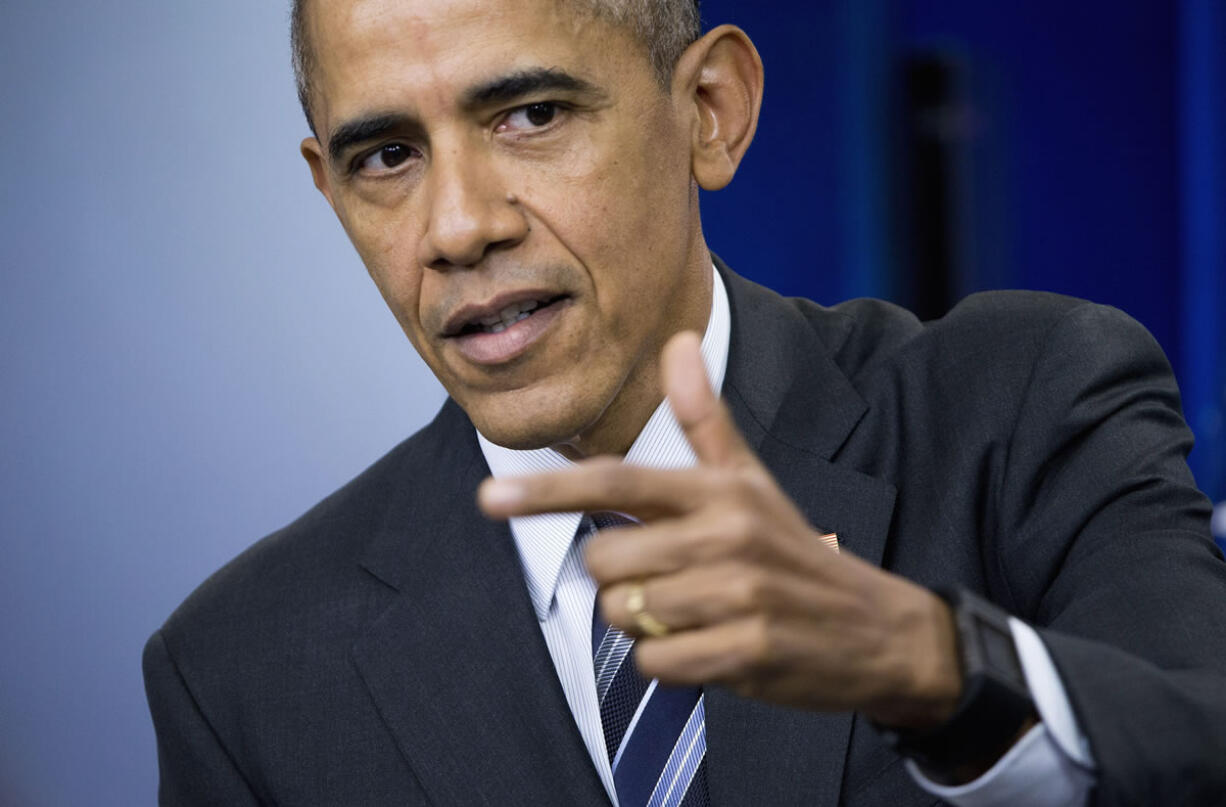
[499,102,561,132]
[357,143,416,174]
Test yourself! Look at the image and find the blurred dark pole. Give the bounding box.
[1179,0,1226,514]
[898,54,965,320]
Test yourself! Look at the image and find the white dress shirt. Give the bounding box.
[477,266,1095,805]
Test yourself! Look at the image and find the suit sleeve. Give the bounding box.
[991,302,1226,806]
[143,630,262,806]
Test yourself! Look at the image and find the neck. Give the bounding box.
[551,372,664,460]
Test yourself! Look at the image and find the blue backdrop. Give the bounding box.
[1,2,1221,804]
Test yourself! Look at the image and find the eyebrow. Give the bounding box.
[460,67,603,108]
[328,112,419,163]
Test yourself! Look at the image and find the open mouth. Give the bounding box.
[442,292,571,365]
[452,294,568,336]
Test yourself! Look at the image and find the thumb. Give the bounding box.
[662,331,753,467]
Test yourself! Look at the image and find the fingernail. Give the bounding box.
[481,479,523,510]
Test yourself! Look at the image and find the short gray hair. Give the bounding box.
[291,0,702,135]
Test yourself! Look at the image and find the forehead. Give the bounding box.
[308,0,637,128]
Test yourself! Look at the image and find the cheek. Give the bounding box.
[574,139,692,300]
[341,205,428,338]
[541,124,689,264]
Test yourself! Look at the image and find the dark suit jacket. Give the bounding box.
[144,264,1226,806]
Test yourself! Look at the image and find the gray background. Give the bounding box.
[1,3,445,804]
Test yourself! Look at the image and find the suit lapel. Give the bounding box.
[352,402,609,807]
[705,265,897,807]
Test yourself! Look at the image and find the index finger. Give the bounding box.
[477,459,710,520]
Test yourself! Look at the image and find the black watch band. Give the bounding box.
[880,586,1035,773]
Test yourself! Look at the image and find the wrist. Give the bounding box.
[863,587,963,730]
[874,587,1037,782]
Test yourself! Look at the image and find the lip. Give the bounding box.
[441,288,567,337]
[443,293,571,366]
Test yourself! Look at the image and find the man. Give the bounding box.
[143,0,1226,804]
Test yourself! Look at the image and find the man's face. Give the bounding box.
[302,0,712,456]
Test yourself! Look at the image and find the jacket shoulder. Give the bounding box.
[791,289,1126,382]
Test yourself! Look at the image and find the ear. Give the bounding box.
[672,25,764,192]
[300,137,338,209]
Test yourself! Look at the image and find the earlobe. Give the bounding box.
[680,25,764,192]
[301,137,337,208]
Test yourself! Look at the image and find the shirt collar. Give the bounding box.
[477,266,732,620]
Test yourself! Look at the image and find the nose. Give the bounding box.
[418,145,528,269]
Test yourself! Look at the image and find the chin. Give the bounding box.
[464,392,600,452]
[471,415,584,452]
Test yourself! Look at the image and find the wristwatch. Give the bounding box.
[880,586,1036,774]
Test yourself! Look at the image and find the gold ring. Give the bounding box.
[625,582,670,637]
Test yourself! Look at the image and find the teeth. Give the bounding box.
[475,299,545,333]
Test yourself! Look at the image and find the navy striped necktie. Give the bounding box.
[586,514,710,807]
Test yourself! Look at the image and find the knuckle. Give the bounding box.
[737,467,775,506]
[741,616,775,668]
[729,567,769,613]
[718,509,760,556]
[706,467,741,500]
